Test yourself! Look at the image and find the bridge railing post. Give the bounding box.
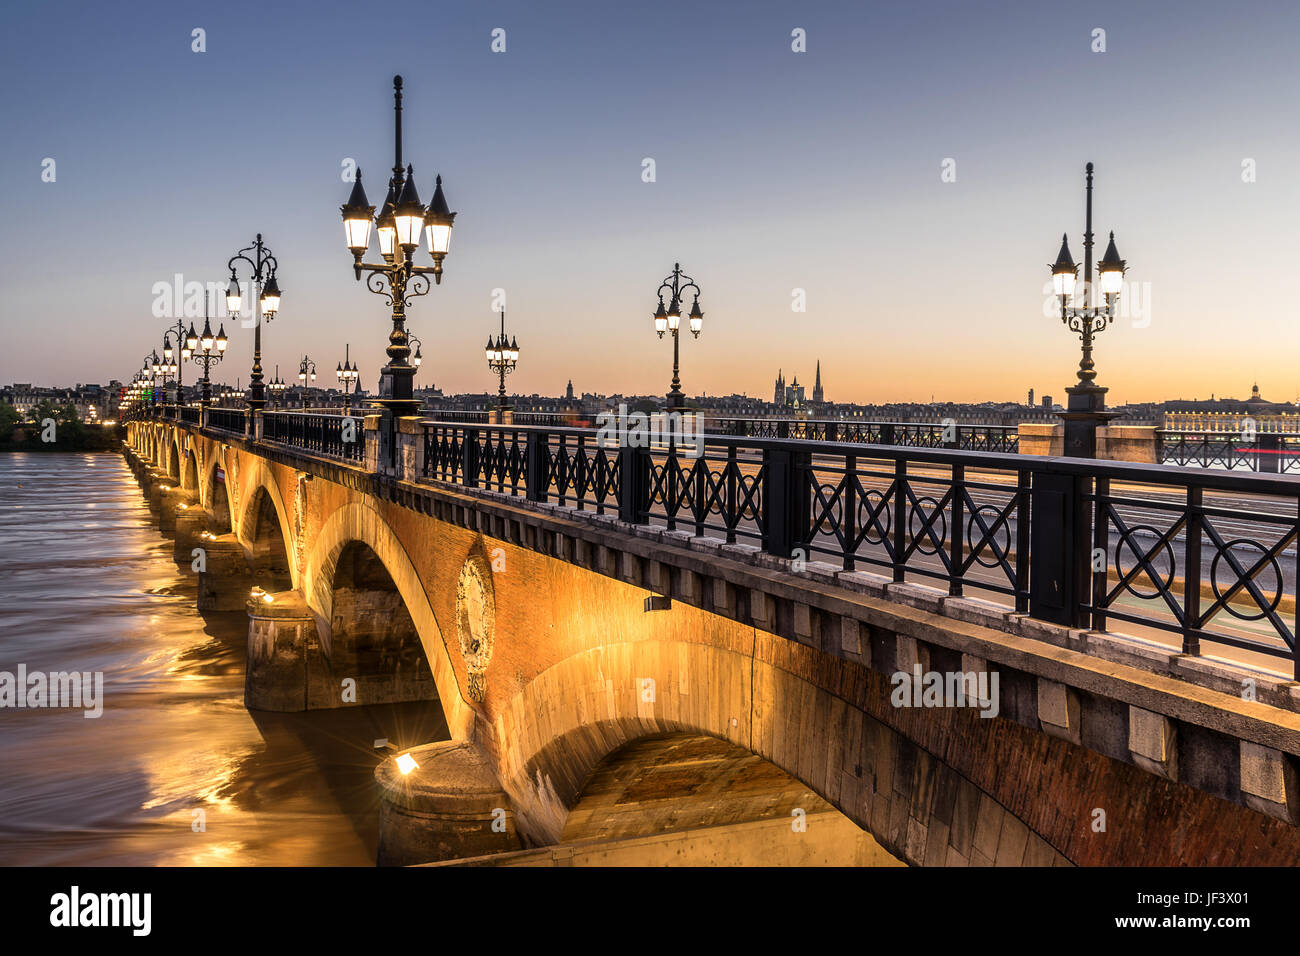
[1028,466,1091,628]
[526,430,550,502]
[618,442,650,524]
[763,446,811,559]
[462,427,480,488]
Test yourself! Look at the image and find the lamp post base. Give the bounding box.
[1058,384,1118,459]
[665,388,687,411]
[377,364,422,418]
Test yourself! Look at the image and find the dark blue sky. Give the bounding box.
[3,0,1298,403]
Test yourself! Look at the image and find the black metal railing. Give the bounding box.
[206,407,246,434]
[705,417,1020,453]
[419,420,1300,675]
[421,408,491,423]
[262,411,364,462]
[1158,430,1300,474]
[178,406,201,425]
[511,411,584,426]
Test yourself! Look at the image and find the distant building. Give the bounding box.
[1164,383,1300,432]
[772,364,819,411]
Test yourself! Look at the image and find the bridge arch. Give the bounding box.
[493,638,1067,866]
[557,731,904,865]
[205,460,233,534]
[167,440,180,482]
[235,458,296,589]
[304,501,474,739]
[241,485,294,591]
[180,443,198,493]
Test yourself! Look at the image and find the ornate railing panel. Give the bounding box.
[1157,430,1300,474]
[417,420,1300,674]
[262,411,363,462]
[206,407,246,434]
[705,417,1020,453]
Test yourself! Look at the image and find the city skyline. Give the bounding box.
[3,0,1299,403]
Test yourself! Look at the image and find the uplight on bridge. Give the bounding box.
[395,752,419,776]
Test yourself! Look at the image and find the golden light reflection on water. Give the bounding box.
[0,453,449,866]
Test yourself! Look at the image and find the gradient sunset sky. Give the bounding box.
[2,0,1297,404]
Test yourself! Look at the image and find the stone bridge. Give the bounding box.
[121,411,1300,866]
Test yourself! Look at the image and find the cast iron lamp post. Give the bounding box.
[161,326,188,406]
[1049,162,1128,458]
[337,344,359,414]
[268,365,287,406]
[185,297,228,408]
[151,346,177,408]
[298,355,317,409]
[338,75,456,418]
[651,262,704,411]
[224,234,282,412]
[483,310,519,414]
[141,353,160,406]
[161,314,192,405]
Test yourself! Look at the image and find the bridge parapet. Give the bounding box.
[141,411,1300,680]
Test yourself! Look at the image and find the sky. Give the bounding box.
[1,0,1298,405]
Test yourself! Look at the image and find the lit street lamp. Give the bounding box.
[339,75,456,418]
[152,345,178,407]
[298,355,317,409]
[142,352,160,405]
[161,322,190,405]
[651,262,704,411]
[225,234,282,412]
[185,293,228,407]
[336,344,359,414]
[268,365,287,406]
[1049,162,1128,458]
[484,310,519,414]
[161,313,193,405]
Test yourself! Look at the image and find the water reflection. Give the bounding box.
[0,452,447,865]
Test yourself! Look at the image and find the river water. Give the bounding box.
[0,452,447,866]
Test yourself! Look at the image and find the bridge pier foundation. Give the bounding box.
[245,589,321,711]
[157,487,191,533]
[375,741,522,866]
[172,507,206,567]
[142,469,165,508]
[197,535,254,611]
